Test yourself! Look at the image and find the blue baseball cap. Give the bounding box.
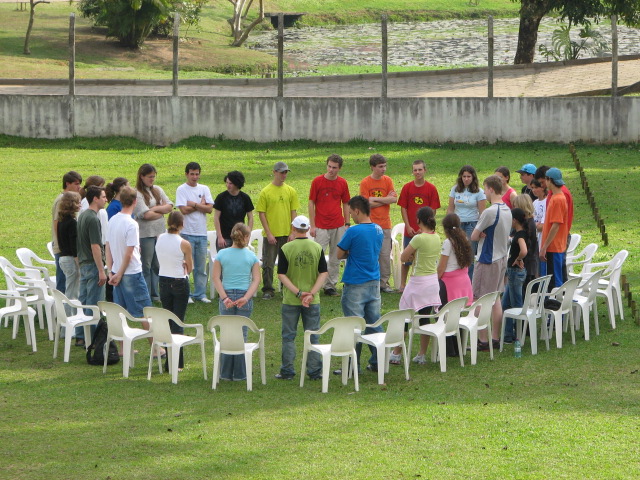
[516,163,537,175]
[546,167,565,186]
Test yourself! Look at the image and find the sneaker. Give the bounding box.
[274,373,294,380]
[380,286,395,293]
[333,368,362,376]
[198,297,211,304]
[412,354,427,365]
[262,292,274,300]
[323,288,339,297]
[389,353,402,365]
[503,337,514,345]
[188,297,194,304]
[366,363,378,373]
[308,373,322,380]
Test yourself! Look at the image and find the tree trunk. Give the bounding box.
[514,0,551,64]
[23,1,36,54]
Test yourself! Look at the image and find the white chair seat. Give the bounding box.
[0,290,37,352]
[52,290,100,362]
[460,291,500,364]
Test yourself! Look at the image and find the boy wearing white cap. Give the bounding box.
[256,161,300,299]
[275,215,328,380]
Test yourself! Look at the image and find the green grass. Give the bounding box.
[1,137,639,479]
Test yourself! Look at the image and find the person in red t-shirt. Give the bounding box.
[308,154,351,297]
[397,160,441,291]
[359,154,397,293]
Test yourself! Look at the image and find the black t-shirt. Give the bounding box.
[508,230,528,268]
[521,184,536,201]
[213,190,254,240]
[57,217,78,257]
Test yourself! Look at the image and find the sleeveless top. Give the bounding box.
[156,233,186,278]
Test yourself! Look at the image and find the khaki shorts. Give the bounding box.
[472,256,507,300]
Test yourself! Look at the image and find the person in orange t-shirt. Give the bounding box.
[540,168,569,289]
[359,154,397,293]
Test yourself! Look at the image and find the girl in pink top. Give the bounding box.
[495,166,517,208]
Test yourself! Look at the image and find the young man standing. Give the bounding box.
[213,170,254,250]
[76,185,107,347]
[397,159,440,291]
[516,163,537,201]
[337,195,384,373]
[256,161,300,300]
[52,171,82,293]
[470,175,512,350]
[359,154,397,293]
[308,154,351,297]
[275,215,328,381]
[540,168,570,289]
[176,162,214,303]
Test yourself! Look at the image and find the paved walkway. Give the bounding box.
[1,57,639,97]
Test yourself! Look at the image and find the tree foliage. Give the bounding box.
[514,0,640,64]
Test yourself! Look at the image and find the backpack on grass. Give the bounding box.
[86,319,120,366]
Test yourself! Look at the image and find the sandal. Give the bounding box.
[389,353,402,365]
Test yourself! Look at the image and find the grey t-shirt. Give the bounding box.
[77,209,104,266]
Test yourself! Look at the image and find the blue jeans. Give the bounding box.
[502,266,527,341]
[113,271,151,318]
[342,280,382,368]
[78,263,105,339]
[55,252,66,293]
[140,236,160,298]
[181,234,208,300]
[280,303,322,377]
[218,289,253,381]
[159,276,190,369]
[460,221,478,281]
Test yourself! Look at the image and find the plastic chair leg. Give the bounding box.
[170,347,180,384]
[437,336,447,373]
[456,334,464,367]
[341,356,349,387]
[375,342,385,385]
[103,337,110,374]
[63,329,73,362]
[299,348,308,388]
[147,348,154,380]
[352,352,359,392]
[27,312,37,352]
[321,353,332,393]
[245,350,253,391]
[122,339,132,378]
[200,342,207,380]
[212,347,220,390]
[401,342,409,380]
[468,328,478,365]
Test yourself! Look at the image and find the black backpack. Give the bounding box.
[86,319,120,366]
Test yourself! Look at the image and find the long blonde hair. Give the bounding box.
[230,223,251,248]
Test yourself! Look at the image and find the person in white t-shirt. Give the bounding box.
[175,162,214,303]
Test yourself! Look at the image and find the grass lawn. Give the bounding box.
[0,1,519,79]
[0,137,639,479]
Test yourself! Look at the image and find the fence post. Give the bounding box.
[173,13,180,97]
[611,15,618,135]
[69,13,75,97]
[277,13,284,98]
[488,16,493,98]
[381,14,388,98]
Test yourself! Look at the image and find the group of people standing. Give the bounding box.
[49,153,573,381]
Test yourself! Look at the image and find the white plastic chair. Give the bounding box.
[501,275,552,355]
[544,277,582,349]
[460,291,500,364]
[249,229,264,262]
[580,250,628,329]
[207,230,219,299]
[0,290,37,352]
[390,223,405,289]
[207,315,266,391]
[47,242,55,260]
[355,309,413,384]
[566,243,598,277]
[409,297,467,373]
[52,290,100,362]
[572,270,604,341]
[300,316,365,393]
[98,301,153,378]
[16,247,56,290]
[565,234,581,258]
[144,306,207,384]
[1,259,56,341]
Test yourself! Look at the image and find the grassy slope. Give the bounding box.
[0,1,520,78]
[0,137,639,479]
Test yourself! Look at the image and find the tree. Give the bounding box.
[514,0,640,64]
[23,0,50,55]
[227,0,264,47]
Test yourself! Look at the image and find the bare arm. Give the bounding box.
[308,199,317,238]
[470,228,482,242]
[91,243,107,286]
[477,199,487,215]
[400,244,416,264]
[447,197,455,215]
[400,207,415,237]
[109,246,134,286]
[513,237,527,268]
[214,210,226,248]
[181,239,193,275]
[437,254,449,278]
[259,211,276,245]
[288,210,297,242]
[539,223,559,261]
[246,210,254,231]
[337,246,348,260]
[369,191,397,208]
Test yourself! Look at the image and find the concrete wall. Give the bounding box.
[0,95,638,144]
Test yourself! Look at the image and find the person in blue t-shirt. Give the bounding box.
[336,195,384,373]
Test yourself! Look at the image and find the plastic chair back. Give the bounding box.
[207,230,218,258]
[466,291,499,329]
[326,317,366,353]
[52,289,72,321]
[390,223,405,242]
[47,242,55,259]
[566,234,581,256]
[554,277,582,312]
[607,250,628,284]
[579,270,603,302]
[249,229,264,260]
[144,307,178,344]
[16,248,36,268]
[208,315,257,354]
[439,297,468,334]
[98,301,130,338]
[379,309,413,345]
[519,275,551,316]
